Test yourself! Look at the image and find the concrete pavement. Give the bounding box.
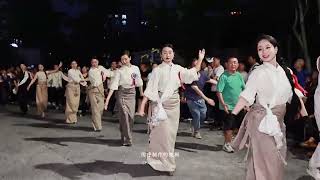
[0,105,314,180]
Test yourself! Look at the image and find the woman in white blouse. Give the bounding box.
[230,35,301,180]
[105,50,143,146]
[137,44,205,176]
[64,60,87,124]
[27,63,62,118]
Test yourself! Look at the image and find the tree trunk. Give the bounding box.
[318,0,320,24]
[297,0,311,71]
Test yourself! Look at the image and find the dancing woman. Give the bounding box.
[105,50,143,146]
[308,56,320,179]
[27,63,62,118]
[65,60,87,124]
[230,35,301,180]
[137,44,205,175]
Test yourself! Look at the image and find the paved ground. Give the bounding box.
[0,105,314,180]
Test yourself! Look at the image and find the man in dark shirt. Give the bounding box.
[185,59,215,139]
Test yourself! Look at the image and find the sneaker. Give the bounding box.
[223,143,234,153]
[194,132,202,139]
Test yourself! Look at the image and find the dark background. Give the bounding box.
[0,0,319,67]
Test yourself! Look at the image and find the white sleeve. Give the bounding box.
[179,66,198,84]
[135,66,143,87]
[99,65,114,78]
[109,70,120,90]
[144,67,160,101]
[240,70,260,106]
[216,66,225,78]
[18,71,29,86]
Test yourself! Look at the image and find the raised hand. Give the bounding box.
[198,49,205,61]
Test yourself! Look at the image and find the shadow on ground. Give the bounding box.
[35,160,166,179]
[25,137,122,147]
[175,142,223,152]
[15,123,93,132]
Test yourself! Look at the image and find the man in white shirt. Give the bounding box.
[88,58,114,131]
[208,57,225,128]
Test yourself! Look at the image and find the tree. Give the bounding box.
[292,0,311,71]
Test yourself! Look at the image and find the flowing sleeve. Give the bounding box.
[109,70,120,90]
[240,70,260,106]
[99,65,114,78]
[135,66,143,87]
[144,68,160,101]
[179,66,198,84]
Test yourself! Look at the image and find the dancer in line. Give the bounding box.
[65,60,87,124]
[88,58,114,131]
[105,50,143,146]
[308,56,320,179]
[27,63,62,118]
[15,63,32,114]
[137,44,205,175]
[231,35,301,180]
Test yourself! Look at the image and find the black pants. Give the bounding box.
[108,92,117,113]
[221,110,246,131]
[49,87,64,106]
[18,85,29,113]
[79,91,88,115]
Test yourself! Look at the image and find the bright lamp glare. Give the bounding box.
[10,43,18,48]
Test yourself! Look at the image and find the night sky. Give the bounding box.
[0,0,319,66]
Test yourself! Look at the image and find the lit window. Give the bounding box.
[122,14,127,19]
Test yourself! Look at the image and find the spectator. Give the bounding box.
[293,58,309,88]
[184,59,215,139]
[216,57,245,153]
[208,57,225,128]
[238,61,248,82]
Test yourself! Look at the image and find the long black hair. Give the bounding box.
[256,35,301,121]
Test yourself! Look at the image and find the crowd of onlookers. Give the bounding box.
[0,55,318,153]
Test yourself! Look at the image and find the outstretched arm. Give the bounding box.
[191,85,215,106]
[18,71,29,86]
[46,62,63,75]
[104,89,115,110]
[231,97,249,115]
[27,73,38,91]
[137,96,149,116]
